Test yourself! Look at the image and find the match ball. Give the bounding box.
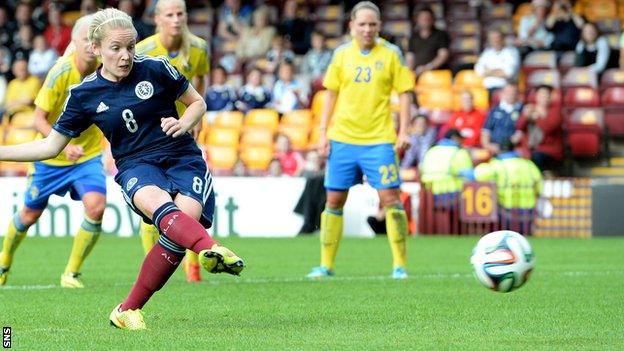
[470,230,535,293]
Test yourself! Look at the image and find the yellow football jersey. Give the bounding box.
[34,53,103,166]
[136,33,209,115]
[323,38,414,145]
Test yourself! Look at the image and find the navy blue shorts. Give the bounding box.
[115,152,215,229]
[24,156,107,210]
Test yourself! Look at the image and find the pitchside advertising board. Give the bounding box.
[0,177,382,238]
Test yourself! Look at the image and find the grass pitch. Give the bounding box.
[1,235,623,350]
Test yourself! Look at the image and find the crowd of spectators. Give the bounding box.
[0,0,623,179]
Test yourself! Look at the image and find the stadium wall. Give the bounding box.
[0,177,381,238]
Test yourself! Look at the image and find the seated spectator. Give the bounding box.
[265,35,295,74]
[445,90,486,148]
[12,24,34,61]
[235,6,276,64]
[515,0,554,57]
[275,133,304,177]
[216,0,252,42]
[43,4,71,56]
[545,0,584,53]
[13,2,45,36]
[575,22,616,74]
[118,0,155,41]
[408,6,450,77]
[475,30,520,92]
[4,58,40,117]
[516,85,563,172]
[236,66,272,113]
[28,34,57,80]
[0,7,14,48]
[400,114,436,169]
[481,82,524,155]
[272,62,308,114]
[301,30,332,82]
[204,65,237,118]
[80,0,98,15]
[278,0,312,55]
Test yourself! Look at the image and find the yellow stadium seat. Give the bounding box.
[309,127,321,149]
[281,109,312,129]
[0,162,28,176]
[214,111,244,130]
[205,145,238,171]
[245,109,279,130]
[10,111,36,128]
[279,125,309,151]
[416,70,452,91]
[240,127,274,149]
[582,0,617,21]
[5,128,37,145]
[240,146,274,171]
[418,89,454,110]
[61,10,81,26]
[315,5,343,21]
[207,127,240,148]
[453,70,484,90]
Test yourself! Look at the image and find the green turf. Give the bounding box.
[1,235,623,350]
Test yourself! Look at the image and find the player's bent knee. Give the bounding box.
[82,193,107,221]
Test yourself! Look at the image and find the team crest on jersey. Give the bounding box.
[375,60,383,71]
[29,185,39,200]
[126,177,138,191]
[135,81,154,100]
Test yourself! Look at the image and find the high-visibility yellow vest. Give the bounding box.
[420,140,473,195]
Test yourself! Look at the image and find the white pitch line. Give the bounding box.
[1,270,623,290]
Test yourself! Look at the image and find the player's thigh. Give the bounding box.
[133,186,175,220]
[166,154,212,208]
[115,162,173,221]
[324,141,363,192]
[173,193,203,221]
[358,143,401,190]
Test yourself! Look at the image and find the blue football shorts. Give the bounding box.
[24,156,107,210]
[324,140,401,191]
[115,152,215,229]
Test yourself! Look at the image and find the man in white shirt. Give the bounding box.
[475,29,520,92]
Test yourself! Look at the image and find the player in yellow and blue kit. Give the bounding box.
[307,1,414,280]
[0,15,105,288]
[135,0,210,282]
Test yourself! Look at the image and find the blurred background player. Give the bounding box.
[135,0,210,283]
[0,8,243,330]
[0,15,105,288]
[307,2,413,280]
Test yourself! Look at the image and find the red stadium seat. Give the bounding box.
[562,67,598,90]
[600,68,624,90]
[565,108,606,158]
[563,87,600,107]
[602,87,624,136]
[448,20,481,38]
[526,69,561,89]
[558,51,576,75]
[522,51,557,75]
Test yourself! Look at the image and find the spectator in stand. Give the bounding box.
[445,90,486,148]
[516,84,563,172]
[204,65,237,121]
[515,0,554,58]
[235,6,276,65]
[80,0,98,15]
[272,61,308,114]
[0,45,11,79]
[4,57,40,117]
[14,2,45,35]
[43,4,72,56]
[408,6,450,77]
[118,0,155,41]
[545,0,584,53]
[275,133,304,177]
[278,0,312,55]
[265,35,295,74]
[474,29,520,93]
[216,0,252,42]
[28,34,58,80]
[12,24,34,61]
[400,114,436,169]
[575,22,615,75]
[301,30,332,82]
[481,82,524,155]
[237,66,272,113]
[0,7,14,48]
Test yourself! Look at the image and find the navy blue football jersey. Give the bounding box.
[53,55,199,169]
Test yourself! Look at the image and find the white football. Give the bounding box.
[470,230,535,293]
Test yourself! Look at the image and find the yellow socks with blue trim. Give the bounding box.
[0,213,29,268]
[64,216,102,274]
[385,205,408,268]
[139,220,160,256]
[320,208,343,271]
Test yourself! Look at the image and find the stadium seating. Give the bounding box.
[240,146,274,172]
[213,111,244,130]
[418,88,454,110]
[244,109,279,131]
[525,88,562,106]
[558,51,576,75]
[311,90,330,120]
[562,68,598,91]
[448,20,481,38]
[601,87,624,136]
[563,87,601,108]
[205,145,238,174]
[5,128,37,145]
[580,0,618,21]
[522,51,557,75]
[600,69,624,90]
[526,69,561,89]
[453,69,484,90]
[281,109,313,130]
[416,70,452,92]
[278,124,309,151]
[206,127,240,148]
[565,108,607,159]
[240,127,274,149]
[382,2,409,20]
[452,88,489,111]
[9,111,36,128]
[382,20,411,38]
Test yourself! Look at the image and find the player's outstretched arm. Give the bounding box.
[0,129,70,162]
